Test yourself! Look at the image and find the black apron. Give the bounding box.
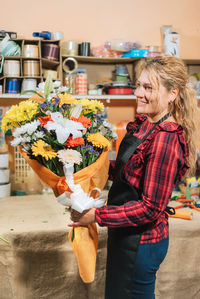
[105,114,170,299]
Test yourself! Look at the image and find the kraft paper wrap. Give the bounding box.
[115,121,128,156]
[29,92,45,104]
[19,146,109,283]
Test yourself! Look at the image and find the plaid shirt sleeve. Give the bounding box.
[95,131,182,227]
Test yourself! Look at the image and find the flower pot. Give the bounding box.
[0,168,10,184]
[0,183,11,198]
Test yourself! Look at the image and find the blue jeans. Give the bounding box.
[131,237,169,299]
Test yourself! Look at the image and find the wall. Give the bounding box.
[2,0,200,59]
[2,0,200,123]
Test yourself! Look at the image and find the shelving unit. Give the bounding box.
[60,55,200,91]
[60,54,138,87]
[0,38,61,94]
[1,52,200,106]
[40,39,61,80]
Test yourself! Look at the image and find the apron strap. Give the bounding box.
[141,113,170,142]
[120,113,170,167]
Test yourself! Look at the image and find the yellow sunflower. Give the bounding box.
[31,140,57,160]
[87,133,111,149]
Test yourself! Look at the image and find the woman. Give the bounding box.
[69,55,200,299]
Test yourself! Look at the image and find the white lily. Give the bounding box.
[44,112,84,144]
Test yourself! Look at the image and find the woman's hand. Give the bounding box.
[68,208,96,227]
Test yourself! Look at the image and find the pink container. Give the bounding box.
[76,73,87,95]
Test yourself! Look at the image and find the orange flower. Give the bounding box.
[71,116,92,128]
[38,116,52,126]
[65,136,85,147]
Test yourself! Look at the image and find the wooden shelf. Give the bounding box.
[1,56,40,60]
[61,56,200,65]
[0,93,136,100]
[0,93,137,107]
[21,57,40,60]
[74,94,136,99]
[0,56,21,60]
[2,56,200,65]
[23,76,42,79]
[61,55,139,64]
[0,93,199,99]
[183,59,200,65]
[0,76,23,79]
[41,58,60,68]
[0,76,42,79]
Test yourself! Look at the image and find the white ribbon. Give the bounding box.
[56,163,107,213]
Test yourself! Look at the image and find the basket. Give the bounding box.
[179,183,200,195]
[13,147,43,194]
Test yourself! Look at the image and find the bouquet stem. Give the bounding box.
[0,236,9,244]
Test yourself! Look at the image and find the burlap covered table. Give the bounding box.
[0,195,199,299]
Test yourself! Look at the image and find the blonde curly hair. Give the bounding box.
[135,54,200,176]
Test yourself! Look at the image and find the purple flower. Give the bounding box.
[93,114,103,122]
[81,145,93,150]
[62,104,70,110]
[89,148,99,155]
[54,97,60,103]
[41,102,47,109]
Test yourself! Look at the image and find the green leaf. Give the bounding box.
[20,90,45,99]
[0,236,9,244]
[44,75,53,100]
[71,228,75,242]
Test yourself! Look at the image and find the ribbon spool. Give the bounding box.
[5,78,21,94]
[3,60,20,77]
[62,57,78,74]
[0,34,21,73]
[43,69,57,80]
[22,79,37,93]
[23,60,40,76]
[61,41,78,56]
[23,45,39,58]
[42,43,59,61]
[51,31,63,41]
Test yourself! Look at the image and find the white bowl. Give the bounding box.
[0,168,10,184]
[0,183,11,198]
[0,153,9,169]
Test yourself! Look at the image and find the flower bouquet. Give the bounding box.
[2,77,117,282]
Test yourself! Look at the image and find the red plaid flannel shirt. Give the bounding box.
[96,114,189,244]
